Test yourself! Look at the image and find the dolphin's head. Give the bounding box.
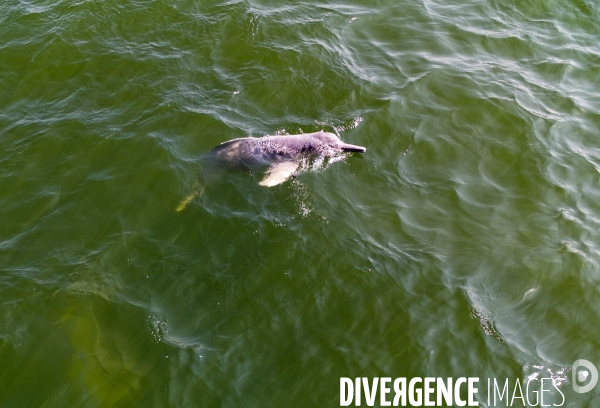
[258,132,366,159]
[309,132,367,154]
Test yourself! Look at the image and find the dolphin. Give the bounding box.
[176,131,366,211]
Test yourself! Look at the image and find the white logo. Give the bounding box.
[572,359,598,393]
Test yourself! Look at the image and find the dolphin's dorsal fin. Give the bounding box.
[259,161,298,187]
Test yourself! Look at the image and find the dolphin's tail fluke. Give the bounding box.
[339,143,366,153]
[175,180,205,212]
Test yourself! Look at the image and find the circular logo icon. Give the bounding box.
[573,359,598,394]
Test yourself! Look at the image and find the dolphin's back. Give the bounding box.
[204,131,365,173]
[207,137,268,170]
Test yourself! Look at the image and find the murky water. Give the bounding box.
[1,0,600,406]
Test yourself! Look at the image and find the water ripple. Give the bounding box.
[2,0,600,405]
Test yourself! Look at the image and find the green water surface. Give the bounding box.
[1,0,600,406]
